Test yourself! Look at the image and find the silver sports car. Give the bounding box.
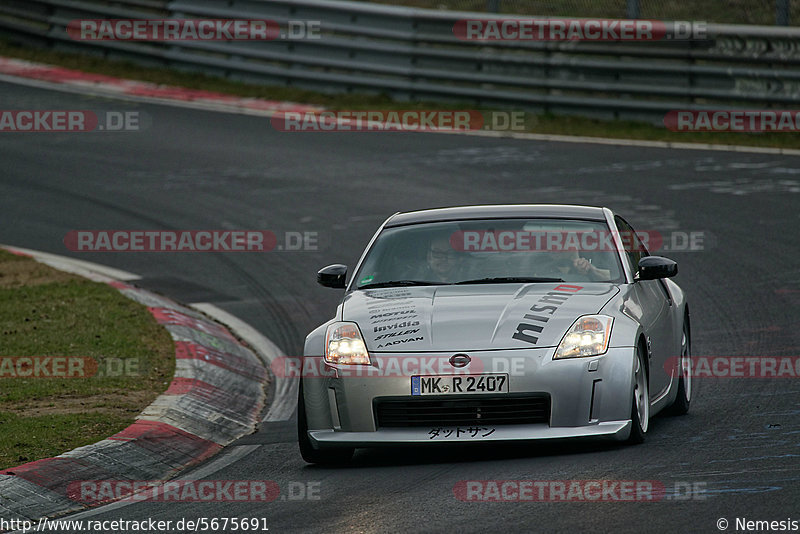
[298,205,691,464]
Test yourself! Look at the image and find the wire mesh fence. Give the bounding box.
[347,0,796,26]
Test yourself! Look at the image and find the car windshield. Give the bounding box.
[353,218,625,289]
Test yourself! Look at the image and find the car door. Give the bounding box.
[615,216,676,401]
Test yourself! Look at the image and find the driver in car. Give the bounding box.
[426,234,463,282]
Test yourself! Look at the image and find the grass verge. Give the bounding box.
[0,39,798,150]
[0,249,175,470]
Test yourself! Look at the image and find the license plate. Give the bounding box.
[411,374,509,396]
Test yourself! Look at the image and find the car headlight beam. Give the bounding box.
[325,322,371,365]
[554,315,613,359]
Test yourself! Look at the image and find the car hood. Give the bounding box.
[342,283,620,352]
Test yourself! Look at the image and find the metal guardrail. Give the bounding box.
[1,0,799,124]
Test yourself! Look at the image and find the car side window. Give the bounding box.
[614,216,648,274]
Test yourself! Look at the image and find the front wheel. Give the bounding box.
[666,321,692,415]
[298,382,354,465]
[628,346,649,444]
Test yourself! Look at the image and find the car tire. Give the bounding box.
[628,345,649,444]
[298,382,354,465]
[666,320,691,416]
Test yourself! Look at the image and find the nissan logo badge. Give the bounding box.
[449,353,471,368]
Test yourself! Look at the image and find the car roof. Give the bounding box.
[384,204,608,227]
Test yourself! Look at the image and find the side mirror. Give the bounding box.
[317,264,347,288]
[636,256,677,281]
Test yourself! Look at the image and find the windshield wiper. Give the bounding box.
[358,280,446,289]
[454,276,564,285]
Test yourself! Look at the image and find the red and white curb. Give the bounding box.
[0,245,289,525]
[0,56,322,117]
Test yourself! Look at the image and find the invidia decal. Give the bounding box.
[512,284,584,344]
[373,320,420,333]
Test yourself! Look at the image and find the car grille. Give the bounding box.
[374,394,551,428]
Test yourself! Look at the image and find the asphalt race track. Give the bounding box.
[2,81,799,533]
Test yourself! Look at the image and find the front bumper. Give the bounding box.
[309,421,631,448]
[301,346,637,448]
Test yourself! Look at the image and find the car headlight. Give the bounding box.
[553,315,613,359]
[325,322,371,365]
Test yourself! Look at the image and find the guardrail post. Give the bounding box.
[626,0,640,19]
[776,0,790,25]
